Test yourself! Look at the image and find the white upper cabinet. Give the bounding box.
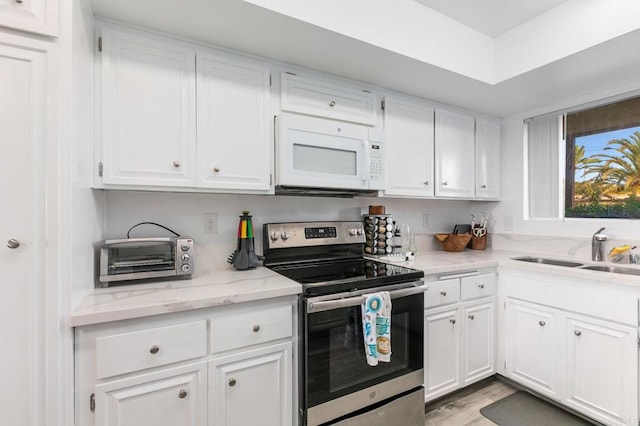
[99,23,197,187]
[434,108,475,198]
[475,119,501,199]
[196,49,271,192]
[0,0,57,36]
[280,71,378,125]
[382,94,434,197]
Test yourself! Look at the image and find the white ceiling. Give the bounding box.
[414,0,568,37]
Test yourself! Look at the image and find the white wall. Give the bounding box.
[103,190,475,266]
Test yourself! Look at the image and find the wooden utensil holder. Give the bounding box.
[434,233,472,252]
[471,233,487,250]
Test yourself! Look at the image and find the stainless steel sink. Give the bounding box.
[510,256,583,268]
[579,265,640,275]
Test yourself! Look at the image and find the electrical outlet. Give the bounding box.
[203,213,217,234]
[422,214,430,229]
[503,215,514,232]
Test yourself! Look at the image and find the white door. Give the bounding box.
[424,306,460,401]
[94,362,207,426]
[209,342,292,426]
[383,94,434,197]
[0,0,57,36]
[475,119,500,199]
[565,314,638,426]
[461,299,494,386]
[434,109,475,198]
[0,37,53,426]
[99,23,197,187]
[196,49,271,192]
[505,300,560,400]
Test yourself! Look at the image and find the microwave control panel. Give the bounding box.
[368,142,385,190]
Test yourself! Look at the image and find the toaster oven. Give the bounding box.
[98,237,194,286]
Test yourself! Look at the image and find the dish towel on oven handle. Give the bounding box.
[361,291,391,366]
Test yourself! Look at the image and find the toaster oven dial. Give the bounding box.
[181,264,191,272]
[181,253,191,262]
[181,243,191,251]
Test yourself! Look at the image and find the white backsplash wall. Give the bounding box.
[103,190,475,267]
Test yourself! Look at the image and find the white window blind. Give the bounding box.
[526,115,562,219]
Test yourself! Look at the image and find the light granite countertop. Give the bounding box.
[71,248,640,327]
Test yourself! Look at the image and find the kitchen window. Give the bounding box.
[527,94,640,219]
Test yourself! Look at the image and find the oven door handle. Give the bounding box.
[307,284,428,313]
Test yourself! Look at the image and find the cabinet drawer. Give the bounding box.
[210,305,292,353]
[461,273,497,300]
[281,72,377,125]
[425,279,460,308]
[95,320,207,379]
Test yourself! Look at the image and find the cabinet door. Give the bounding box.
[434,109,475,198]
[196,50,271,192]
[461,299,494,386]
[475,119,500,199]
[424,306,460,401]
[505,300,560,400]
[94,362,207,426]
[0,0,57,36]
[565,315,637,426]
[209,342,292,426]
[99,24,197,187]
[0,37,52,426]
[383,94,434,197]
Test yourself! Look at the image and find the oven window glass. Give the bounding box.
[292,143,357,176]
[108,242,176,275]
[305,293,423,407]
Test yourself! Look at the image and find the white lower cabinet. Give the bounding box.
[424,272,496,401]
[209,342,292,426]
[76,297,296,426]
[94,362,207,426]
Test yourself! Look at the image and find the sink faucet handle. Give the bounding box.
[593,227,606,238]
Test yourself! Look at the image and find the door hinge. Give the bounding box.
[98,162,103,177]
[90,393,95,412]
[98,36,102,52]
[269,74,272,87]
[381,98,385,111]
[504,360,506,370]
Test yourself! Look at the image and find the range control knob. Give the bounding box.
[270,231,280,241]
[356,228,364,235]
[181,264,191,272]
[348,228,357,236]
[281,231,291,241]
[181,253,190,262]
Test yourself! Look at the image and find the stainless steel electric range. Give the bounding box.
[263,221,427,426]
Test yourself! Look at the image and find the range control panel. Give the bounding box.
[264,221,365,249]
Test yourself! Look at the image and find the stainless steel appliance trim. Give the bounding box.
[306,369,424,426]
[98,269,180,283]
[330,386,425,426]
[307,282,427,313]
[264,221,365,249]
[102,237,175,246]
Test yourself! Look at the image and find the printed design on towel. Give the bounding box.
[361,292,392,366]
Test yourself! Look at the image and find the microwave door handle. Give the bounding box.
[307,284,428,313]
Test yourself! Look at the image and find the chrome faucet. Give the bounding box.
[592,227,607,261]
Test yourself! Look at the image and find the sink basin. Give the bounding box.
[511,256,583,268]
[579,265,640,276]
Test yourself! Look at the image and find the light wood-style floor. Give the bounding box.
[425,378,518,425]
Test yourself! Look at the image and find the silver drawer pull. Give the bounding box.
[424,180,429,186]
[440,291,447,296]
[178,389,187,399]
[329,100,336,107]
[481,184,487,189]
[449,319,456,324]
[468,315,475,320]
[7,239,20,249]
[574,330,582,336]
[172,160,181,168]
[539,321,546,327]
[213,166,220,173]
[228,378,236,387]
[478,284,485,289]
[149,345,159,354]
[442,181,448,186]
[253,325,260,332]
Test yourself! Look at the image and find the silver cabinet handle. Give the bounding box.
[574,330,582,336]
[213,167,220,173]
[172,160,181,168]
[149,345,159,354]
[424,180,429,186]
[481,184,487,189]
[478,284,485,289]
[7,239,20,249]
[442,181,448,186]
[15,0,23,3]
[307,283,427,313]
[252,325,260,332]
[440,291,447,296]
[178,389,187,399]
[539,321,546,326]
[228,378,236,387]
[449,319,456,324]
[329,100,336,107]
[468,314,475,320]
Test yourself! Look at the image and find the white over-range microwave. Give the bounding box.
[275,113,385,196]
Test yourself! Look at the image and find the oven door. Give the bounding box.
[303,282,425,426]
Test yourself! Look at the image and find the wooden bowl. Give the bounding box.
[434,233,472,252]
